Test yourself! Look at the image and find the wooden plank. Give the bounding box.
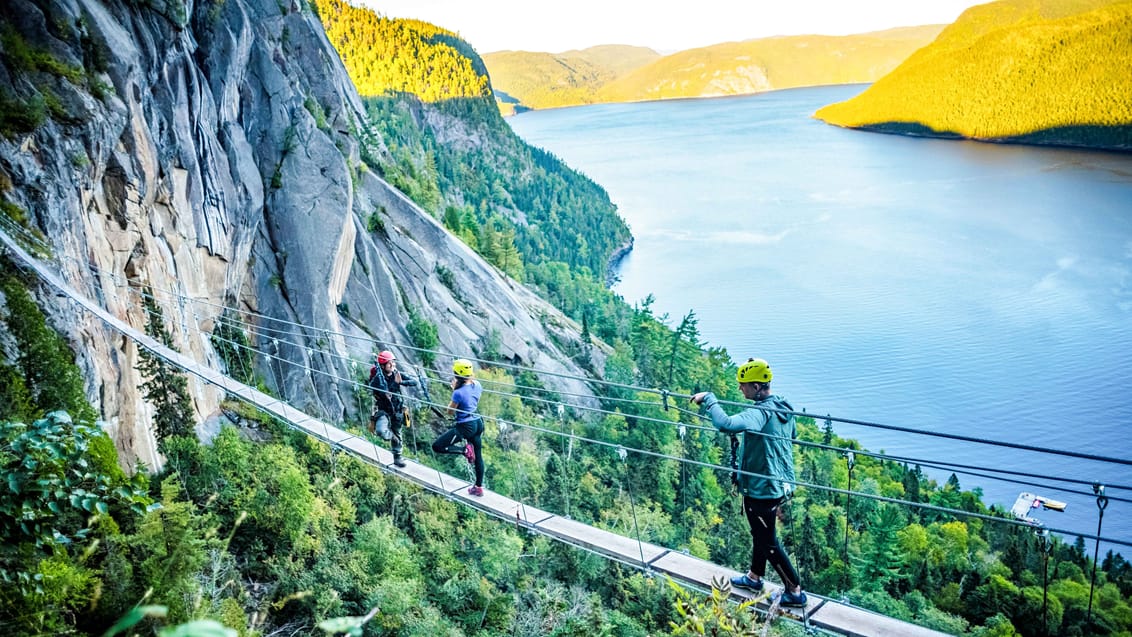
[392,457,473,494]
[651,551,748,591]
[336,435,385,462]
[808,600,953,637]
[449,489,555,527]
[534,516,667,567]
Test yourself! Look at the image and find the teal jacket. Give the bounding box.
[699,392,797,499]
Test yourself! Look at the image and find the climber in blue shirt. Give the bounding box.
[432,358,486,496]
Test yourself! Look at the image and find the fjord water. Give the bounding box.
[509,85,1132,550]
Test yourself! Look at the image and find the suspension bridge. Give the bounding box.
[3,223,1129,636]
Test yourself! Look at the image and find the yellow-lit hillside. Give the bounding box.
[315,0,489,100]
[482,45,660,111]
[481,50,618,110]
[815,0,1132,149]
[596,27,944,103]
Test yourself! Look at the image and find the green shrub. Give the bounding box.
[1,26,83,82]
[434,263,466,304]
[667,577,760,636]
[210,314,254,383]
[0,364,35,422]
[303,95,328,131]
[406,308,438,366]
[0,90,46,137]
[0,199,28,224]
[0,413,152,589]
[367,208,386,235]
[0,258,97,422]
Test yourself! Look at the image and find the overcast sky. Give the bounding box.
[357,0,990,54]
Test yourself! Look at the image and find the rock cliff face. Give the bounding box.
[0,0,597,470]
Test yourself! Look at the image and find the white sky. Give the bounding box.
[357,0,991,54]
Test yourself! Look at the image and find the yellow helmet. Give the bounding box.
[452,358,474,378]
[737,358,772,384]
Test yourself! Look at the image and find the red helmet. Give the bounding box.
[376,350,395,365]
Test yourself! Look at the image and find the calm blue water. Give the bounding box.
[510,85,1132,552]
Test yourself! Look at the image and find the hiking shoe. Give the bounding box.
[393,455,407,468]
[779,591,808,607]
[467,485,484,497]
[730,574,764,592]
[463,443,476,464]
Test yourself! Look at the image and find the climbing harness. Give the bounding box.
[729,434,741,487]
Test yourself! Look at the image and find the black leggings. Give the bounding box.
[432,417,484,487]
[744,496,802,590]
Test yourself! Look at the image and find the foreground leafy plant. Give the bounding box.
[0,412,154,592]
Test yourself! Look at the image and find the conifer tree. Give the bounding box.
[135,287,195,448]
[855,505,907,594]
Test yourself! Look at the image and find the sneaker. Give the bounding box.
[467,485,484,497]
[393,455,406,468]
[730,574,764,592]
[779,590,808,607]
[463,443,476,464]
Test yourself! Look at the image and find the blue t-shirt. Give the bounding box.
[451,381,482,423]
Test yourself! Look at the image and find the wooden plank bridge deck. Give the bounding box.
[1,231,953,637]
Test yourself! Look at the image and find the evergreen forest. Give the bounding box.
[815,0,1132,150]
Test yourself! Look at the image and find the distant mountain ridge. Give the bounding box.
[483,45,661,114]
[483,27,943,112]
[815,0,1132,150]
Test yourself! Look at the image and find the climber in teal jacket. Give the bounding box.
[691,358,808,608]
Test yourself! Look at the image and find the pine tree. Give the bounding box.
[854,505,907,595]
[822,418,834,445]
[136,288,195,449]
[797,510,823,578]
[902,463,922,504]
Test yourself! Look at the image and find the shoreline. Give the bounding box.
[823,120,1132,154]
[604,237,634,287]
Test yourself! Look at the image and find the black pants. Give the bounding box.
[433,417,484,487]
[372,411,404,456]
[744,496,802,590]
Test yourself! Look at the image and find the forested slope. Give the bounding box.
[815,0,1132,150]
[316,0,489,100]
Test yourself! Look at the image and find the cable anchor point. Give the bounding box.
[1094,483,1108,511]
